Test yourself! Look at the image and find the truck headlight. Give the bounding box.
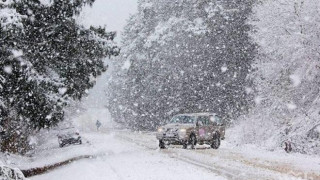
[157,128,163,132]
[178,129,187,138]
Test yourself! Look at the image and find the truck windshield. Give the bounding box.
[169,116,195,124]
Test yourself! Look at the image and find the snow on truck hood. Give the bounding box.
[161,123,195,129]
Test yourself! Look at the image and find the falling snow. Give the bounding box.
[1,0,320,179]
[3,66,12,74]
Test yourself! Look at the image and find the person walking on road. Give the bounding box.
[96,120,102,131]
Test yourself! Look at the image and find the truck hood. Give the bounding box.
[161,123,195,130]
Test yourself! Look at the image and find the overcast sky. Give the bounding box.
[78,0,138,42]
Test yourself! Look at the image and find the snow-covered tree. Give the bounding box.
[107,0,255,130]
[0,0,119,153]
[230,0,320,154]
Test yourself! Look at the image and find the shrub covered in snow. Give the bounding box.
[0,166,26,180]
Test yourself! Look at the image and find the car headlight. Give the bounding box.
[179,129,186,133]
[157,128,163,132]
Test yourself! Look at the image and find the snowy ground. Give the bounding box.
[29,132,225,180]
[1,108,319,180]
[113,131,320,180]
[1,127,319,180]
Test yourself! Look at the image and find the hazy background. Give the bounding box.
[73,0,138,129]
[78,0,138,42]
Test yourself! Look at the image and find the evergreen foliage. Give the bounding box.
[107,0,255,130]
[230,0,320,154]
[0,0,119,153]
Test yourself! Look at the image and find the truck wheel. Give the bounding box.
[182,141,188,149]
[189,134,196,149]
[159,140,166,149]
[211,133,220,149]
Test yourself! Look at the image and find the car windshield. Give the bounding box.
[169,115,195,124]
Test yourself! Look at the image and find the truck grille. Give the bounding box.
[166,128,178,133]
[164,128,178,139]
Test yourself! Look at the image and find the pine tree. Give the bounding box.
[0,0,119,153]
[106,0,255,130]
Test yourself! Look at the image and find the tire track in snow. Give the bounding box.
[108,163,124,180]
[115,131,305,180]
[115,133,243,180]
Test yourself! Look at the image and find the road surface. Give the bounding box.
[22,130,320,180]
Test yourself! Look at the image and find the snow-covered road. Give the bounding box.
[114,131,320,180]
[30,132,225,180]
[25,130,320,180]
